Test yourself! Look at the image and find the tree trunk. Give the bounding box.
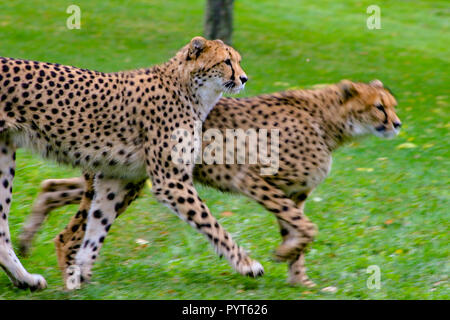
[204,0,234,45]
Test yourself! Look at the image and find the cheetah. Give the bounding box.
[0,36,259,291]
[19,79,401,287]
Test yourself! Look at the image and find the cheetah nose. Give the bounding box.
[239,76,248,85]
[393,121,402,129]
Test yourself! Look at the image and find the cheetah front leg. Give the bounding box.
[231,169,317,287]
[0,135,46,290]
[19,176,84,256]
[149,159,264,278]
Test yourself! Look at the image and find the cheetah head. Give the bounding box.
[182,36,247,95]
[339,79,401,139]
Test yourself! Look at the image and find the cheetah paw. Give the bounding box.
[238,260,265,278]
[13,274,47,291]
[288,275,316,288]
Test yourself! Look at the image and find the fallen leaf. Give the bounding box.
[396,142,417,149]
[321,286,338,293]
[356,168,374,172]
[221,211,234,217]
[274,81,290,87]
[433,280,446,287]
[135,238,149,245]
[384,219,394,225]
[311,83,332,89]
[348,142,360,147]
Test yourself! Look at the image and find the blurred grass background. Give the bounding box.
[0,0,448,299]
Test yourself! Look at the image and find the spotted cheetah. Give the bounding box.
[19,79,401,287]
[0,36,258,291]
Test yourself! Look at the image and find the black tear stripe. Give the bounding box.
[227,59,235,81]
[381,107,388,124]
[379,98,389,124]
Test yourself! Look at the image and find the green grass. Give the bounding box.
[0,0,448,299]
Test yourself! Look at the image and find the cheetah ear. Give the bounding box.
[338,79,358,102]
[188,36,207,60]
[370,79,384,88]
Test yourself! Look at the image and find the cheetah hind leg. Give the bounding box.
[54,174,93,284]
[19,177,85,256]
[276,213,317,287]
[0,135,46,290]
[287,252,316,288]
[230,170,316,286]
[284,195,317,287]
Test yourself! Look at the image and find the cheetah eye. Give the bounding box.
[375,104,385,111]
[224,59,231,66]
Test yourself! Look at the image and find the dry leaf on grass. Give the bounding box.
[135,238,149,246]
[356,168,374,172]
[396,142,417,149]
[321,286,338,293]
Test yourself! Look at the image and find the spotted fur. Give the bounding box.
[0,36,257,290]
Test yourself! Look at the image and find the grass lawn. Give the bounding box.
[0,0,448,299]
